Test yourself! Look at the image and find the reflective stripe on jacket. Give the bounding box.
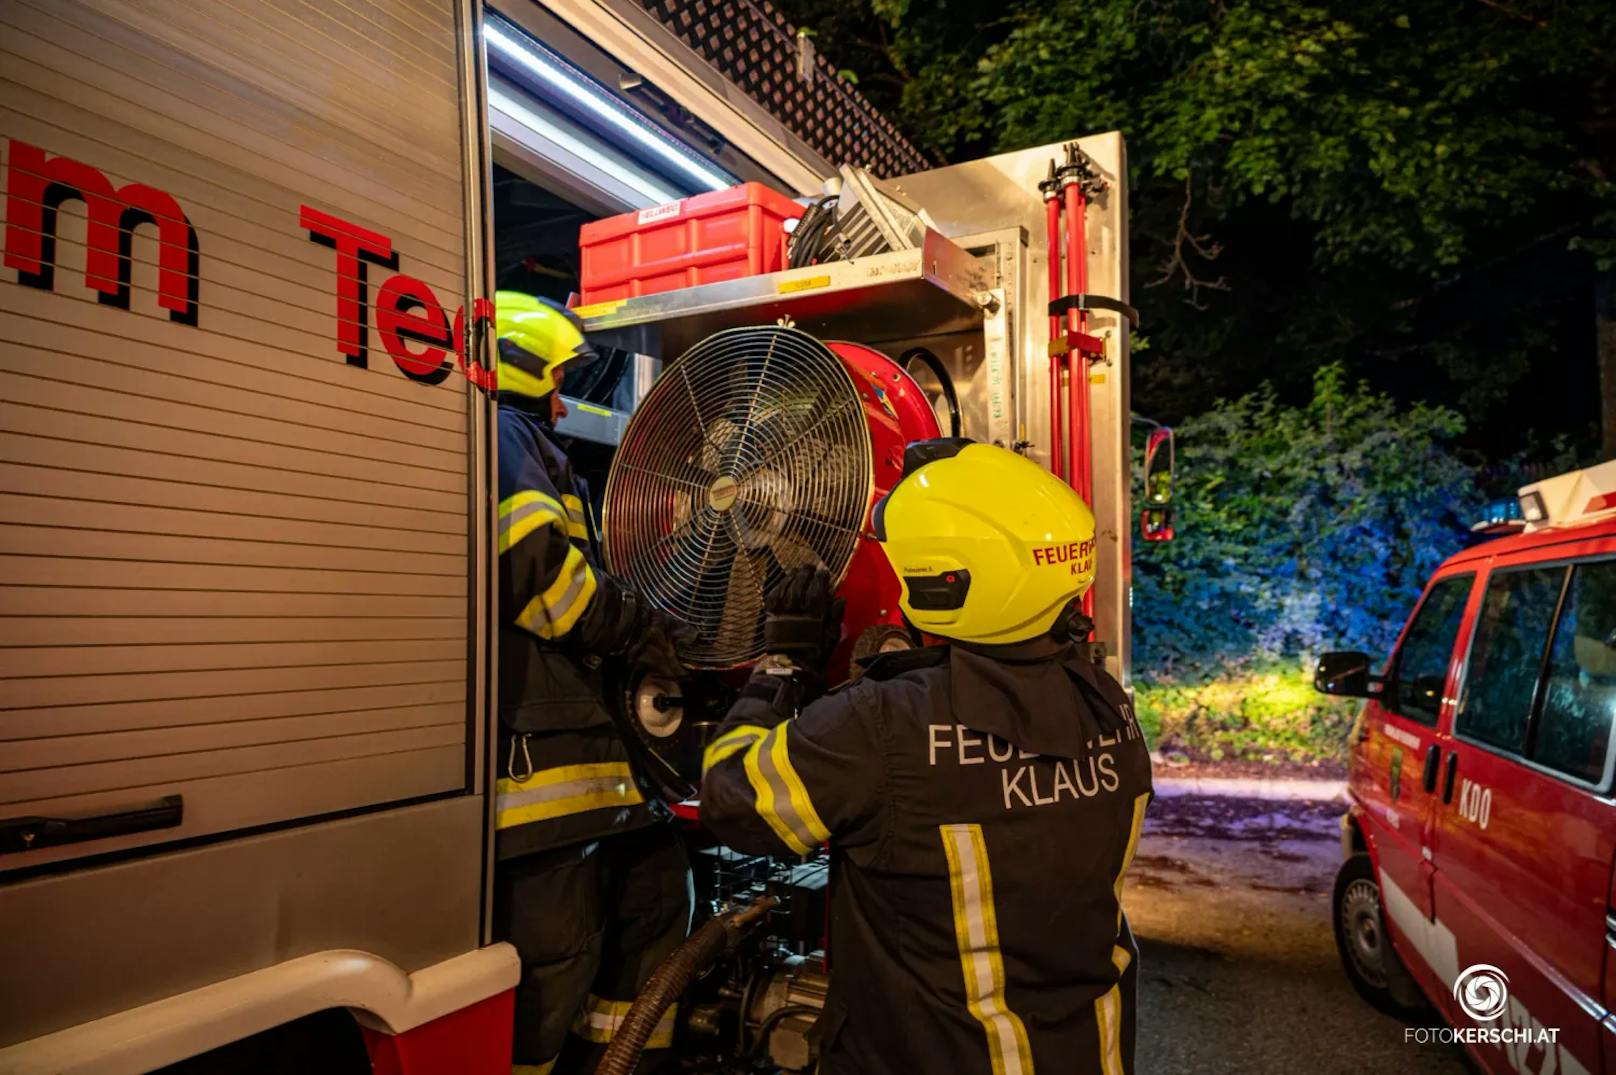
[700,638,1154,1075]
[497,404,654,857]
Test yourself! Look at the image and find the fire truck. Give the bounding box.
[0,2,1147,1070]
[1317,462,1616,1075]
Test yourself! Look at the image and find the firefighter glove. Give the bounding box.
[627,608,695,681]
[764,565,845,667]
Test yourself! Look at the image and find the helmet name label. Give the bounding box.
[1031,537,1096,574]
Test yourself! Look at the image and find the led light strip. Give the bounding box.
[485,16,735,195]
[489,82,683,206]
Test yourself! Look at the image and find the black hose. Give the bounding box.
[745,1004,822,1059]
[593,898,779,1075]
[900,347,961,438]
[788,196,839,268]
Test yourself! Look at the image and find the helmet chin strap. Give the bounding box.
[497,390,556,423]
[1049,601,1094,643]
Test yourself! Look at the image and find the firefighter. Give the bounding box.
[493,291,693,1075]
[700,439,1154,1075]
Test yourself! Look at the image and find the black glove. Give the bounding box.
[626,608,696,681]
[764,565,845,669]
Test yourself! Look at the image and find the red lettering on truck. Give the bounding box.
[301,204,398,367]
[303,205,497,392]
[377,273,452,385]
[3,139,200,325]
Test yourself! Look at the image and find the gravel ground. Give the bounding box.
[1126,794,1468,1074]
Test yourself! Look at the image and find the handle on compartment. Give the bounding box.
[1,794,184,854]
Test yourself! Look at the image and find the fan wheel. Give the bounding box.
[603,326,874,668]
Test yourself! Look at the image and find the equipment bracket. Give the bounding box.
[1048,332,1106,359]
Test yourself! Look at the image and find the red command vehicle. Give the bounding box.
[1317,461,1616,1075]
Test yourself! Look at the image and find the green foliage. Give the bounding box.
[1134,364,1479,677]
[1133,661,1361,765]
[1129,365,1478,763]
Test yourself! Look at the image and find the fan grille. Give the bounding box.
[604,327,873,667]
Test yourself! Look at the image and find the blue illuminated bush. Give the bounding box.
[1132,365,1481,762]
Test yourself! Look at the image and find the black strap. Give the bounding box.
[858,644,949,681]
[1048,293,1140,329]
[740,673,803,720]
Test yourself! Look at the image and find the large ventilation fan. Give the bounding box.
[604,326,876,668]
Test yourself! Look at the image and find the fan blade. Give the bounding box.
[759,530,827,575]
[717,544,768,657]
[732,394,861,485]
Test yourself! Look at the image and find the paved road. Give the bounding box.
[1124,793,1468,1074]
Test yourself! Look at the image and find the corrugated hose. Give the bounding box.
[592,896,780,1075]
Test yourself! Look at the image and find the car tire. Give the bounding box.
[1332,853,1429,1018]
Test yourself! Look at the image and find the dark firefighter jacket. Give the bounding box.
[496,404,656,860]
[700,637,1154,1075]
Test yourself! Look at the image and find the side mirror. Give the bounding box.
[1140,506,1175,542]
[1314,651,1381,697]
[1143,426,1175,505]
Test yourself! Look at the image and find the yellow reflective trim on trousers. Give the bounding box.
[1095,793,1149,1075]
[1094,946,1132,1075]
[494,762,642,830]
[941,823,1033,1075]
[572,995,677,1048]
[740,724,830,856]
[515,544,597,639]
[499,490,566,554]
[513,1063,555,1075]
[701,724,769,776]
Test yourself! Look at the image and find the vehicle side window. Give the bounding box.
[1455,566,1567,755]
[1387,574,1473,725]
[1533,560,1616,784]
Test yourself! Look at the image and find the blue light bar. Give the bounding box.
[485,15,736,196]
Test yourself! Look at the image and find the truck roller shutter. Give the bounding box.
[0,0,483,870]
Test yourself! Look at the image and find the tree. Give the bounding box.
[1107,365,1493,761]
[1131,365,1480,680]
[776,0,1616,458]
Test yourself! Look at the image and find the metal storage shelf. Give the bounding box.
[576,229,987,355]
[553,396,630,445]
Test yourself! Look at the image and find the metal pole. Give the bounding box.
[1042,163,1064,481]
[1061,145,1096,623]
[1062,163,1084,499]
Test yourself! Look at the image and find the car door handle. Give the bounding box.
[1422,744,1441,793]
[1442,752,1459,804]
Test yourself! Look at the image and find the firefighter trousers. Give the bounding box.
[494,822,693,1073]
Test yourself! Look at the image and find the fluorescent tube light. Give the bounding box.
[489,83,683,206]
[485,18,735,195]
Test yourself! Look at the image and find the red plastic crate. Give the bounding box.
[578,183,803,306]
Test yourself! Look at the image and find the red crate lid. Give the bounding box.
[579,181,802,245]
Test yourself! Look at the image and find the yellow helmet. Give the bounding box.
[495,290,596,399]
[873,439,1097,645]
